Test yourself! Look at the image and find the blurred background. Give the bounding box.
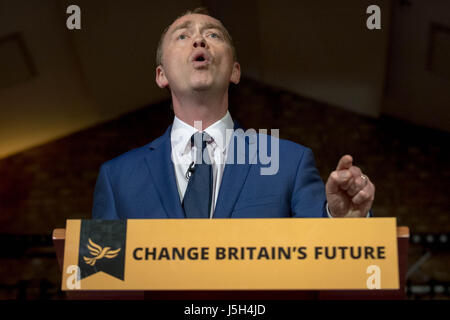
[0,0,448,299]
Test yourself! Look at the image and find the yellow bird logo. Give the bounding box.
[83,238,121,266]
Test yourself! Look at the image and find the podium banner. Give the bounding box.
[62,218,399,291]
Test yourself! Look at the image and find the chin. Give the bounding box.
[192,85,212,92]
[190,79,213,91]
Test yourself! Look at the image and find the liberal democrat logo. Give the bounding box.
[83,238,121,266]
[78,220,126,281]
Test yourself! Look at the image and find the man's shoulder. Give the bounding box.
[100,143,151,170]
[244,132,314,171]
[253,131,311,154]
[100,130,169,170]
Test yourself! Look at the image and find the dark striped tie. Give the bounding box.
[182,132,213,218]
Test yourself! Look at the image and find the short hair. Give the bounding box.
[155,7,237,67]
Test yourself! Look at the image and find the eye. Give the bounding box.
[177,34,187,40]
[208,32,220,39]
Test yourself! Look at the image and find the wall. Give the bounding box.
[0,0,199,159]
[0,0,97,159]
[1,78,449,299]
[59,0,200,118]
[255,0,391,117]
[384,0,450,132]
[3,1,447,160]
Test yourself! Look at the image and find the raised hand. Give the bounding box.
[325,155,375,217]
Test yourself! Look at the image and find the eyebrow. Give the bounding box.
[170,20,227,36]
[201,22,226,34]
[170,21,192,35]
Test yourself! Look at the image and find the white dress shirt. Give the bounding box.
[170,111,234,218]
[170,111,365,218]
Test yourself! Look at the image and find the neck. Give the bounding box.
[171,90,229,129]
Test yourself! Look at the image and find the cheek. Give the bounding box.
[217,48,234,68]
[164,46,187,65]
[163,53,187,79]
[217,57,234,77]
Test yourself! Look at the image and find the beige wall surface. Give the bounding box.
[0,0,99,159]
[60,0,200,118]
[255,0,391,117]
[384,0,450,132]
[5,1,445,159]
[0,0,198,159]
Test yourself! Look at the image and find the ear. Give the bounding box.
[155,65,169,88]
[230,61,241,85]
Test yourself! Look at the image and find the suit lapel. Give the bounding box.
[144,121,257,219]
[144,126,186,219]
[213,125,258,218]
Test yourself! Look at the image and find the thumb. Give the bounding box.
[336,154,353,171]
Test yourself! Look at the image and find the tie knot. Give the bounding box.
[191,131,213,151]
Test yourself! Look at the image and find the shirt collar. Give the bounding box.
[171,111,234,155]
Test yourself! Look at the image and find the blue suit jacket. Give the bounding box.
[92,123,328,219]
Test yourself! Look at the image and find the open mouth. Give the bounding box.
[191,51,211,68]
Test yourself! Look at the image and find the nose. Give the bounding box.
[193,36,207,49]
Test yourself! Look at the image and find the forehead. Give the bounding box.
[167,13,225,34]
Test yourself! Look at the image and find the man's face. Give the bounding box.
[156,14,240,93]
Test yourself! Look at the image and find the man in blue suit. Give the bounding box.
[92,8,375,220]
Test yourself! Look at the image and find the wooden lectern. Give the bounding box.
[52,226,409,300]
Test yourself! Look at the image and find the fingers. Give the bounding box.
[352,179,375,205]
[327,155,376,216]
[328,157,367,194]
[328,155,374,199]
[336,170,353,190]
[349,165,362,177]
[327,168,359,194]
[347,170,366,196]
[327,155,355,194]
[328,168,366,194]
[327,170,349,194]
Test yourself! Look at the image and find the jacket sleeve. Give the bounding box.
[290,147,328,218]
[92,164,120,219]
